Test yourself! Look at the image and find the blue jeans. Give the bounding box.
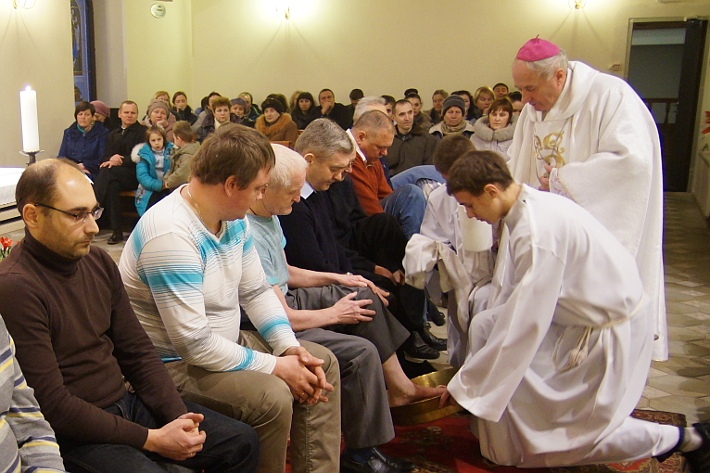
[390,165,444,190]
[380,184,426,239]
[58,392,259,473]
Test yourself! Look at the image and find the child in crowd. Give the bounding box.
[163,120,199,190]
[132,125,174,215]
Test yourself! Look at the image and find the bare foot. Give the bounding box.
[388,384,447,408]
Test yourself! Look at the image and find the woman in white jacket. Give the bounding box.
[470,98,517,159]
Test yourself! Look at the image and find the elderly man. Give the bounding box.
[279,119,444,363]
[507,37,667,360]
[247,143,447,472]
[0,159,259,473]
[442,150,709,472]
[348,110,426,238]
[119,124,340,473]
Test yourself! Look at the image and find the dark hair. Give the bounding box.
[381,95,395,106]
[297,91,315,105]
[393,99,412,112]
[172,120,196,142]
[200,96,210,110]
[262,97,285,115]
[433,134,475,175]
[508,91,523,102]
[16,159,82,215]
[447,150,514,196]
[349,88,364,101]
[493,83,509,91]
[74,101,95,120]
[486,98,514,125]
[451,90,475,119]
[191,124,274,189]
[405,91,422,102]
[266,94,289,114]
[403,88,418,97]
[145,125,168,144]
[172,91,188,104]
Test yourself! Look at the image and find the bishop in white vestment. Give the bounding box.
[507,38,667,361]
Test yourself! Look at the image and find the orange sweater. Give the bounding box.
[349,155,392,216]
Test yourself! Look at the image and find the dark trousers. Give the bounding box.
[94,166,138,232]
[58,391,259,473]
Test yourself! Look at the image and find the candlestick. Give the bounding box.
[20,85,40,153]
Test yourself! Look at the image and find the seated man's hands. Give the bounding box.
[144,412,206,461]
[100,154,124,168]
[274,346,334,405]
[328,292,375,325]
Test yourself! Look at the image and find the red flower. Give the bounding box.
[0,237,12,250]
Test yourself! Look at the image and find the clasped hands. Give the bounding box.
[100,154,124,168]
[274,346,334,405]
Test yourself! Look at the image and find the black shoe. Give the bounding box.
[427,298,446,326]
[403,332,440,360]
[684,422,710,473]
[341,449,414,473]
[371,448,415,472]
[419,325,447,351]
[107,231,124,245]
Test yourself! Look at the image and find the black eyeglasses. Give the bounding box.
[34,203,103,223]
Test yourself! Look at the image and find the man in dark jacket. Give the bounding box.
[318,89,353,130]
[93,100,146,244]
[387,99,438,176]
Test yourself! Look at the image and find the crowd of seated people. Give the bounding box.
[56,85,521,243]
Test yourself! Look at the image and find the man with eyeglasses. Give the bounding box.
[0,158,259,473]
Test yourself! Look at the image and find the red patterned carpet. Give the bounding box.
[377,410,686,473]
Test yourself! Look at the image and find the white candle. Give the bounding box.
[20,85,39,152]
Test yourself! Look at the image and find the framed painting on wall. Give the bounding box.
[71,0,96,104]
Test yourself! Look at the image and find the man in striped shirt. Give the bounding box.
[120,124,341,473]
[0,316,65,472]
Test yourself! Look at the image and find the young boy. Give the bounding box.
[164,121,200,190]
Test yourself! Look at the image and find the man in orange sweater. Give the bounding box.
[346,110,426,238]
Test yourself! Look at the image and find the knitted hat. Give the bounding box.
[442,95,466,115]
[147,99,170,118]
[90,100,110,119]
[516,37,561,62]
[261,97,284,114]
[230,97,247,108]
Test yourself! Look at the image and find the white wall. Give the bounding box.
[93,0,127,107]
[0,0,74,166]
[182,0,710,109]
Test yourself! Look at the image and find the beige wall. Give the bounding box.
[0,0,74,167]
[185,0,710,108]
[2,0,710,173]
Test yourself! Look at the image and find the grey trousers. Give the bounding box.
[166,332,341,473]
[287,284,410,448]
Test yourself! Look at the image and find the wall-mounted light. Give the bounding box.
[13,0,36,8]
[275,0,291,20]
[568,0,586,9]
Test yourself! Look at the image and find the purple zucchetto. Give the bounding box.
[515,37,561,62]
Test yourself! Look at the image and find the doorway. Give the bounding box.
[626,18,707,192]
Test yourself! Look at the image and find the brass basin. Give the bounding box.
[390,367,463,426]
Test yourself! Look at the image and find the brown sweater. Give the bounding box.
[0,230,186,449]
